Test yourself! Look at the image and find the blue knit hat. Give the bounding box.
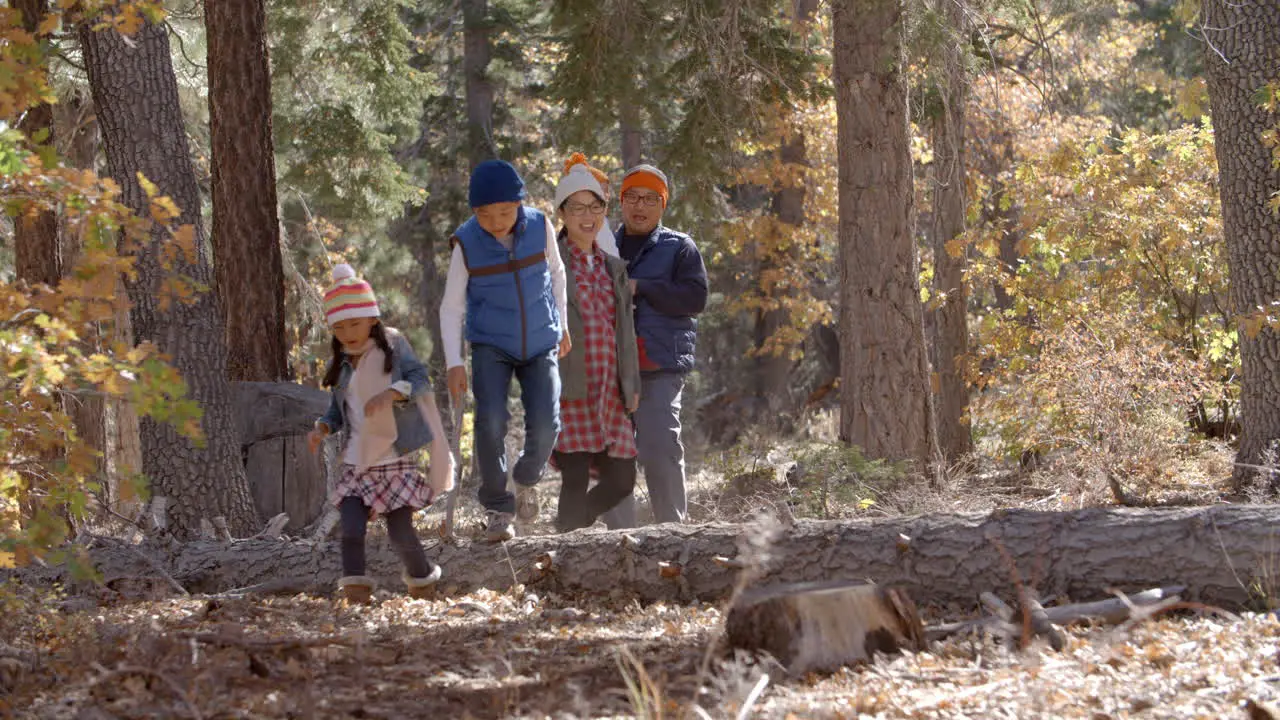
[469,160,527,208]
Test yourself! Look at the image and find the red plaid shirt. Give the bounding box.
[555,242,637,459]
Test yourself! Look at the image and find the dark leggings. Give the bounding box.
[339,496,433,578]
[553,451,637,532]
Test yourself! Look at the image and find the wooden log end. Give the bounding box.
[726,580,924,675]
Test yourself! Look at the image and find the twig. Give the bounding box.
[735,673,770,720]
[88,662,203,720]
[178,632,352,653]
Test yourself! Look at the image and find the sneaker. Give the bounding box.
[485,510,516,543]
[515,484,539,522]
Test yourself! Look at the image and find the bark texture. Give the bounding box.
[1200,0,1280,489]
[929,0,972,461]
[833,0,936,465]
[205,0,289,382]
[619,97,643,169]
[462,0,496,167]
[43,505,1280,609]
[80,20,258,537]
[14,0,61,288]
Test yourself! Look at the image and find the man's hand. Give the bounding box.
[447,366,468,401]
[626,392,640,413]
[558,330,573,358]
[364,388,402,417]
[628,279,638,295]
[307,423,329,455]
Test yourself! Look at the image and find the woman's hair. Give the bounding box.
[322,321,395,388]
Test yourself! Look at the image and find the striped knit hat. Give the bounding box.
[323,263,380,326]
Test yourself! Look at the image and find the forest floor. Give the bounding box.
[3,434,1267,719]
[5,584,1279,719]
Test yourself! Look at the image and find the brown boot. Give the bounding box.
[338,576,375,604]
[404,564,442,600]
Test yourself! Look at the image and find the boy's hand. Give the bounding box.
[626,393,640,413]
[364,388,402,417]
[558,330,572,358]
[307,423,329,455]
[447,366,468,401]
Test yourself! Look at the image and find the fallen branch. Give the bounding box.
[926,585,1187,641]
[179,631,354,653]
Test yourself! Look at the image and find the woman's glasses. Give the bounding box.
[564,201,607,216]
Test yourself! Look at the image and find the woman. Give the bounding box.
[550,154,642,532]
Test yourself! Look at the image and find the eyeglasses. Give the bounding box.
[621,192,662,207]
[564,201,607,216]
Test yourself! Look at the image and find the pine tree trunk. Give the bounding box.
[832,0,936,466]
[205,0,289,382]
[13,0,61,288]
[619,98,643,169]
[929,0,972,461]
[755,131,806,425]
[462,0,495,167]
[80,20,259,537]
[1200,0,1280,489]
[754,0,819,427]
[54,89,112,504]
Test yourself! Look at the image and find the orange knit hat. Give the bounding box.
[562,152,610,190]
[620,164,669,207]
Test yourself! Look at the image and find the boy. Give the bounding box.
[440,159,570,541]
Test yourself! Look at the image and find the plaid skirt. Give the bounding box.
[329,457,434,517]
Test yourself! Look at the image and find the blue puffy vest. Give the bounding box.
[452,206,561,361]
[621,227,699,373]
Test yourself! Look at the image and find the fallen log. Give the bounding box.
[9,504,1280,609]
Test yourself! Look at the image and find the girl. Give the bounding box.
[307,264,454,604]
[550,154,642,532]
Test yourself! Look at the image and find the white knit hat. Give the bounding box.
[554,163,606,209]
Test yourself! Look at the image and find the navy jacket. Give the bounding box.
[617,225,708,373]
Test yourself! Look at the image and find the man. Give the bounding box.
[603,164,707,527]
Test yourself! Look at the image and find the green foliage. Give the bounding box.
[269,0,428,228]
[547,0,825,222]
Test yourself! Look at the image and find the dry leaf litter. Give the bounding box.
[3,582,1279,719]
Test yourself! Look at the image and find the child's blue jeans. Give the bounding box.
[471,343,561,514]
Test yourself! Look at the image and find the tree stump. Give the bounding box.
[725,579,925,674]
[234,382,330,530]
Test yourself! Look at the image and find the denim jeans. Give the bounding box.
[471,343,561,514]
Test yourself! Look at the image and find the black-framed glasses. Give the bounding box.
[564,201,607,216]
[620,192,661,207]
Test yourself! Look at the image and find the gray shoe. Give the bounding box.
[515,484,539,522]
[485,510,516,542]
